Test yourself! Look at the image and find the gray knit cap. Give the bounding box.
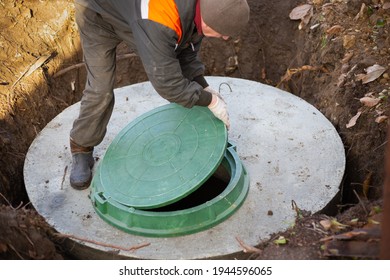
[200,0,250,37]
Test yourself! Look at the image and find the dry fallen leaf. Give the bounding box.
[346,110,362,128]
[337,73,347,87]
[330,219,348,232]
[349,218,359,226]
[321,230,368,242]
[274,236,288,245]
[299,11,313,30]
[341,51,354,64]
[321,4,334,17]
[343,35,356,49]
[312,0,323,5]
[320,219,332,231]
[362,171,372,198]
[355,3,367,20]
[326,25,344,35]
[289,4,313,30]
[289,4,313,20]
[364,92,375,98]
[356,64,387,84]
[368,218,380,225]
[375,115,388,123]
[384,3,390,10]
[376,109,385,116]
[320,218,348,232]
[360,96,381,107]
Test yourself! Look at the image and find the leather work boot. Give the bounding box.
[70,139,94,190]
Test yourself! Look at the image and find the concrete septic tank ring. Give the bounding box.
[24,77,345,259]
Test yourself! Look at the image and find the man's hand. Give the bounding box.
[208,94,230,130]
[204,86,225,102]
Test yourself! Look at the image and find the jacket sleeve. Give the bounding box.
[131,20,211,108]
[177,35,209,89]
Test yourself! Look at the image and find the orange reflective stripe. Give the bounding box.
[148,0,182,42]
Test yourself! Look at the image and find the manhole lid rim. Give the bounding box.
[91,103,228,209]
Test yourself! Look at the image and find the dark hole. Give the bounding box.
[149,164,231,212]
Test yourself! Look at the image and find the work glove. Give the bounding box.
[208,94,230,130]
[204,86,225,102]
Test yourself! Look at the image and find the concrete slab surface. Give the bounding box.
[24,77,345,259]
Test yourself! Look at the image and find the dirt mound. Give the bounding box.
[0,205,62,259]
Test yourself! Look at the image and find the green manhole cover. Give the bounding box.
[91,103,249,237]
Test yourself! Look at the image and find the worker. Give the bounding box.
[69,0,250,190]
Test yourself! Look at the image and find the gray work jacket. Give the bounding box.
[75,0,212,108]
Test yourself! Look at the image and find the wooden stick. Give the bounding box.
[235,236,262,254]
[60,165,68,190]
[352,189,368,215]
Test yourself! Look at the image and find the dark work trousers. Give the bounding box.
[70,3,136,148]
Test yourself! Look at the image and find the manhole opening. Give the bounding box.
[147,164,231,212]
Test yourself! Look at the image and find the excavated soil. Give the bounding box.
[1,0,389,259]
